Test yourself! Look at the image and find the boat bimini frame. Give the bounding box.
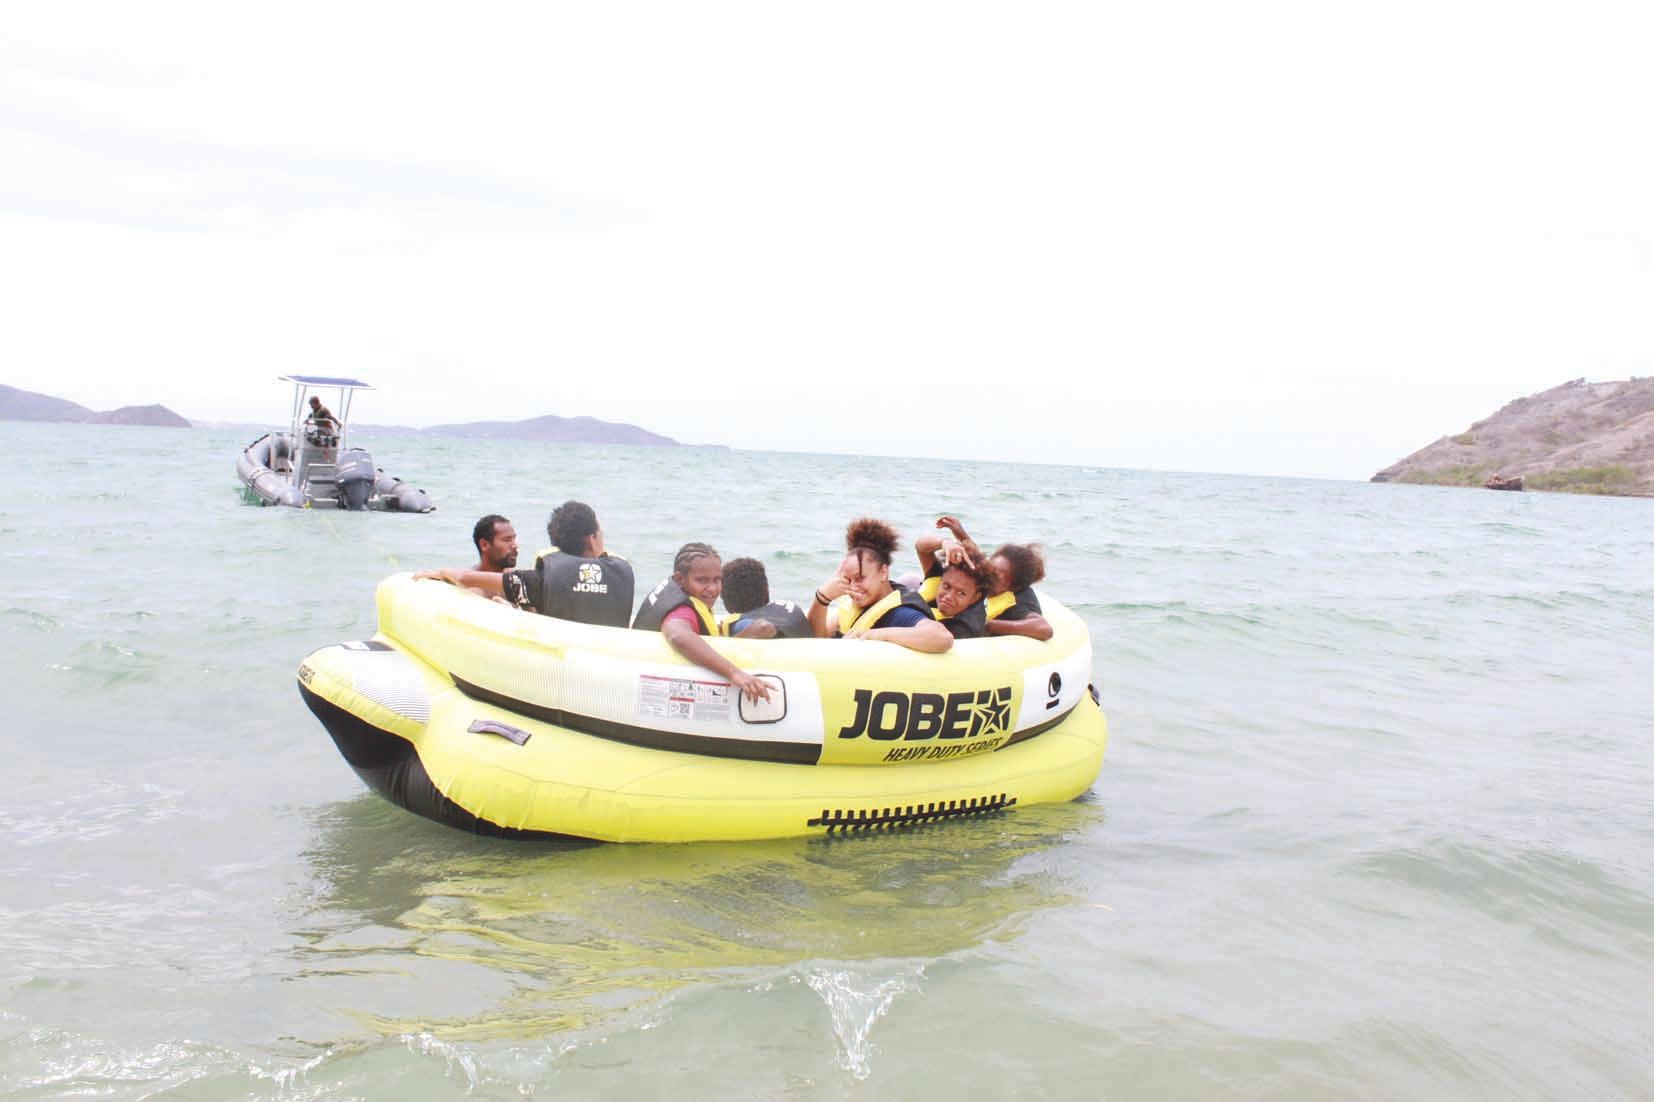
[283,374,371,452]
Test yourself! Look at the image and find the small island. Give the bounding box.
[1372,378,1654,497]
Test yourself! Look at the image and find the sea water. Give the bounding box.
[0,422,1649,1099]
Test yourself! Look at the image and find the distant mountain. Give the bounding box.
[1372,378,1654,496]
[84,404,192,427]
[4,383,672,443]
[1,385,190,428]
[424,413,678,446]
[0,384,93,422]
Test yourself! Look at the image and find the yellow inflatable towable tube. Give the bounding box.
[297,574,1108,842]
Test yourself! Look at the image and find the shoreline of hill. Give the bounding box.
[1372,378,1654,497]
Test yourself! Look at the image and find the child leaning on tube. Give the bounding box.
[632,542,772,703]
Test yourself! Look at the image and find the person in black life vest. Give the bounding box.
[805,518,953,653]
[915,515,1053,641]
[921,554,993,640]
[416,500,635,627]
[470,514,518,572]
[632,543,772,703]
[984,541,1053,640]
[719,557,813,639]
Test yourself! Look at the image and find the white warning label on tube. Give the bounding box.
[637,674,732,723]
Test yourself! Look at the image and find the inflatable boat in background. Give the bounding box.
[235,376,435,513]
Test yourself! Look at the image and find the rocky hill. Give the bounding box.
[1372,378,1654,496]
[0,384,92,422]
[1,385,191,428]
[84,404,192,427]
[424,413,677,446]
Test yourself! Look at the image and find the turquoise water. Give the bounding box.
[1,422,1649,1098]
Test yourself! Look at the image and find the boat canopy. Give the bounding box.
[279,375,374,389]
[281,376,375,449]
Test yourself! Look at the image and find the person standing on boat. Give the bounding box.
[304,395,339,445]
[719,557,814,639]
[470,514,518,572]
[417,500,635,627]
[633,543,772,703]
[806,519,953,653]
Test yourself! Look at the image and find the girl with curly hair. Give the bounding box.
[806,519,954,653]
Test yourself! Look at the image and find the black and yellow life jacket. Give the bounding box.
[533,544,625,567]
[983,591,1018,620]
[528,551,636,628]
[718,600,814,639]
[918,575,989,639]
[836,585,936,636]
[631,577,724,636]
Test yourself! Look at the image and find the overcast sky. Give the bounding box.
[4,2,1651,478]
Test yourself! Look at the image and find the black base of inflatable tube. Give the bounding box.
[298,683,587,842]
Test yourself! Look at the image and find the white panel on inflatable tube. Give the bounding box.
[1016,643,1093,731]
[626,664,824,746]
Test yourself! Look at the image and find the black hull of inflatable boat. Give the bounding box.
[298,684,585,841]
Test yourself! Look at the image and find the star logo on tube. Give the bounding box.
[970,687,1013,737]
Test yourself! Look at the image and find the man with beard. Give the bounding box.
[470,514,519,572]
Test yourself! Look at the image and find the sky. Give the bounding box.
[3,2,1652,479]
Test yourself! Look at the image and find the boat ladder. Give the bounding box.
[305,462,338,498]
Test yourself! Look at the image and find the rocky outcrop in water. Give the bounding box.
[1372,378,1654,497]
[1,385,191,427]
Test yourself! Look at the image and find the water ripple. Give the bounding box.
[803,964,924,1080]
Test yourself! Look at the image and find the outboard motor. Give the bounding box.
[336,449,377,511]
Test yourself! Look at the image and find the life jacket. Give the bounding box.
[919,573,941,603]
[918,575,988,639]
[718,600,813,639]
[984,590,1018,620]
[631,577,723,635]
[532,551,635,628]
[836,584,936,636]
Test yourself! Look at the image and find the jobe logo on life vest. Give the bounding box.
[836,686,1013,741]
[573,562,608,594]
